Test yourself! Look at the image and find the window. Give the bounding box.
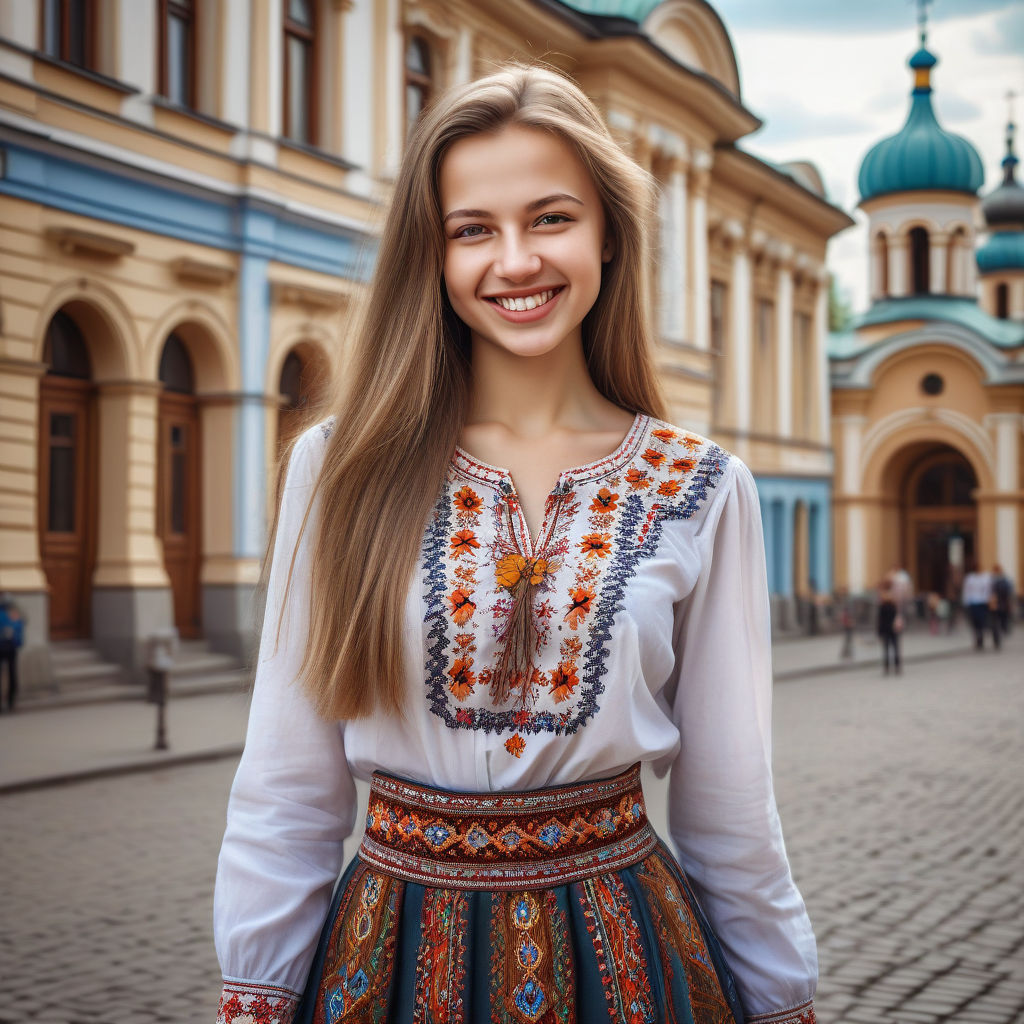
[876,231,889,297]
[793,311,813,437]
[158,0,196,108]
[996,282,1009,320]
[42,0,95,69]
[910,226,930,295]
[283,0,317,144]
[405,35,432,135]
[754,298,775,433]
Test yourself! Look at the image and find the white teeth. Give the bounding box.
[494,289,555,311]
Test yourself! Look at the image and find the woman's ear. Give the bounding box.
[602,236,616,263]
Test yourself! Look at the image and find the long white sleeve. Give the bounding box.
[213,424,356,1023]
[667,457,817,1023]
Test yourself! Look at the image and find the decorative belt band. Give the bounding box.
[357,762,658,890]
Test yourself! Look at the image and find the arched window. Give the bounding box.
[909,227,930,295]
[946,226,966,294]
[283,0,317,145]
[159,332,195,393]
[995,282,1009,320]
[42,0,96,70]
[405,35,433,135]
[44,310,91,378]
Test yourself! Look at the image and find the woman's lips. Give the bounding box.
[484,286,564,323]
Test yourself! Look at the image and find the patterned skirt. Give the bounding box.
[293,763,744,1024]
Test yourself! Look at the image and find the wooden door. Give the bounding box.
[157,392,202,638]
[39,376,97,639]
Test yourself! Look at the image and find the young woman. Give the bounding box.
[214,65,817,1024]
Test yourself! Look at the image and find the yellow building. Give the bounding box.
[830,28,1024,601]
[0,0,850,692]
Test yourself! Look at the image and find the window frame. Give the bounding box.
[282,0,318,146]
[40,0,97,70]
[404,32,433,135]
[157,0,197,109]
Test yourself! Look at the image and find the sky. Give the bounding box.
[709,0,1024,314]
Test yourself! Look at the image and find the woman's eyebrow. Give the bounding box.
[443,193,584,224]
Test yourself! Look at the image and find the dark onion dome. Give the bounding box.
[977,232,1024,274]
[981,120,1024,228]
[858,44,984,202]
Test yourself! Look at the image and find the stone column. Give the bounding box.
[689,151,713,351]
[775,247,794,438]
[220,0,251,127]
[889,236,909,298]
[838,414,867,592]
[870,233,887,301]
[1013,279,1024,320]
[91,381,174,679]
[992,412,1021,583]
[0,356,49,647]
[930,231,949,295]
[658,155,689,344]
[725,219,751,437]
[342,0,376,194]
[248,0,283,139]
[381,0,404,177]
[813,266,831,446]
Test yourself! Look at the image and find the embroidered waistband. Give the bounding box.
[357,763,658,890]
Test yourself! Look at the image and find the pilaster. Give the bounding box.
[889,236,909,297]
[689,151,712,351]
[775,246,794,438]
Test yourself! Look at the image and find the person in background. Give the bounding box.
[0,592,25,712]
[962,560,999,651]
[889,564,914,626]
[838,585,855,659]
[991,564,1013,636]
[877,581,902,676]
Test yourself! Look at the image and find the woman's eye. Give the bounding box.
[536,213,569,226]
[453,224,486,238]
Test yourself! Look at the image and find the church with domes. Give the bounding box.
[830,17,1024,602]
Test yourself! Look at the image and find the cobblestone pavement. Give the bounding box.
[0,634,1021,1023]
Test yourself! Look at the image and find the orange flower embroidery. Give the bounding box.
[681,435,702,452]
[453,485,484,515]
[670,457,695,475]
[549,661,580,704]
[448,587,476,624]
[652,428,677,442]
[590,488,619,513]
[580,532,612,560]
[657,479,681,497]
[505,734,526,758]
[496,554,550,590]
[565,586,595,628]
[641,448,666,469]
[449,529,480,558]
[448,659,476,700]
[625,467,651,490]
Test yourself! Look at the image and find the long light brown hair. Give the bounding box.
[269,64,667,720]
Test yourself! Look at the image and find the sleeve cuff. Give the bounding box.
[746,1000,816,1024]
[216,981,300,1024]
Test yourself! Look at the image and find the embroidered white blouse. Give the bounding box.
[214,413,818,1024]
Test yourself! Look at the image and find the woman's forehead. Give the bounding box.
[439,125,597,212]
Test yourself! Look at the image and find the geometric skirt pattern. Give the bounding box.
[292,765,748,1024]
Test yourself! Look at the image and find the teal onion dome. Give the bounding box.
[556,0,664,19]
[981,121,1024,228]
[858,45,984,202]
[977,232,1024,273]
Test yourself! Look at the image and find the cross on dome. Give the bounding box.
[915,0,934,46]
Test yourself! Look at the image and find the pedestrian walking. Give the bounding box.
[991,564,1013,635]
[838,586,855,659]
[0,592,25,712]
[877,581,902,676]
[963,560,1000,651]
[213,66,817,1024]
[889,564,914,626]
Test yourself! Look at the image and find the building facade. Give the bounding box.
[0,0,850,690]
[830,27,1024,601]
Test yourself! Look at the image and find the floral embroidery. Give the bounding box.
[217,983,297,1024]
[414,888,469,1022]
[422,416,728,756]
[746,1004,816,1024]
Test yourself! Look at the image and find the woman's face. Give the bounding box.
[439,124,611,362]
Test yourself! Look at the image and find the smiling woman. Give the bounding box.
[213,64,818,1024]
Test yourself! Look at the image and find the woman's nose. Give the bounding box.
[493,235,542,281]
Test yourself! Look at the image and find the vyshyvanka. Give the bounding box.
[214,415,818,1024]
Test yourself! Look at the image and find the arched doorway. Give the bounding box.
[38,310,98,639]
[904,446,977,599]
[277,343,329,452]
[157,332,202,638]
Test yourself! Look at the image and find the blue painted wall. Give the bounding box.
[754,476,832,597]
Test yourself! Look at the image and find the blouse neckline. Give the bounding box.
[451,411,650,488]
